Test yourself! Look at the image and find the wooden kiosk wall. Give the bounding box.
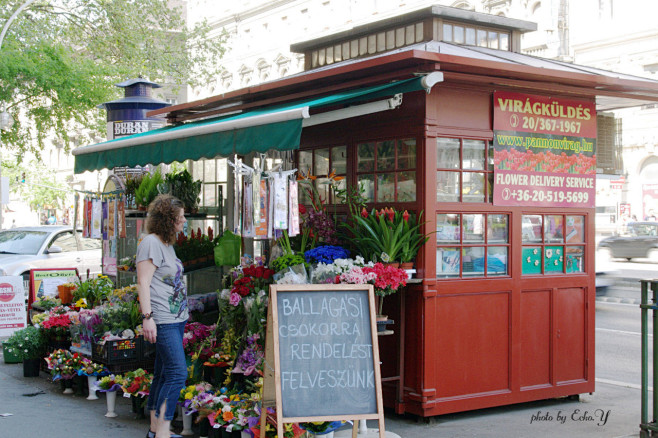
[299,81,595,417]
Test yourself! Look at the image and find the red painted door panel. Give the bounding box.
[519,290,551,389]
[555,287,587,383]
[434,291,510,398]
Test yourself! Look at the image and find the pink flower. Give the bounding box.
[229,292,242,306]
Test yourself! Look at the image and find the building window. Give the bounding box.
[436,213,509,278]
[298,145,347,205]
[522,214,585,275]
[356,138,417,203]
[442,21,510,50]
[437,137,493,203]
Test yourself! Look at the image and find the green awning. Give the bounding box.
[73,74,440,173]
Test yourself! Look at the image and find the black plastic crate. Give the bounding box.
[139,337,156,361]
[92,338,139,363]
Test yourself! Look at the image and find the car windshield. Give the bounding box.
[0,230,49,255]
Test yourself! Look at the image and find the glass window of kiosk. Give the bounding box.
[521,214,585,275]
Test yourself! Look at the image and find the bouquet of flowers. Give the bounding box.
[45,349,75,379]
[310,256,372,284]
[79,360,108,376]
[228,264,275,306]
[339,262,407,314]
[208,393,260,433]
[108,284,138,303]
[121,368,152,397]
[183,322,216,357]
[96,374,124,392]
[66,352,90,373]
[179,381,213,410]
[233,333,263,376]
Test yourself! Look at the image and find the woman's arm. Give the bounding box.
[137,259,157,343]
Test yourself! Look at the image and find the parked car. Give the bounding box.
[0,226,102,288]
[597,221,658,261]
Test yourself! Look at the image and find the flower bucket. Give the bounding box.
[57,284,74,304]
[105,390,118,417]
[2,341,21,364]
[22,358,41,377]
[87,375,99,400]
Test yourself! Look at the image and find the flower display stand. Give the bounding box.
[180,406,194,436]
[62,378,74,394]
[87,376,99,400]
[105,391,118,417]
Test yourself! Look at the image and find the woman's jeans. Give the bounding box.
[147,321,187,420]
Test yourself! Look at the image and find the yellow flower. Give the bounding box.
[185,392,193,400]
[75,298,87,308]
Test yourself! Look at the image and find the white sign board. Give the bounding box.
[0,276,27,337]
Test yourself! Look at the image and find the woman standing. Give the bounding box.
[137,194,188,438]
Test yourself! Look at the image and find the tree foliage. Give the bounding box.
[3,156,70,210]
[0,0,227,155]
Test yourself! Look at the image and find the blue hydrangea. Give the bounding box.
[304,245,350,264]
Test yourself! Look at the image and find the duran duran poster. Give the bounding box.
[492,91,596,208]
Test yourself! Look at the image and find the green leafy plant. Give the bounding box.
[72,275,115,308]
[159,169,202,212]
[134,168,163,208]
[4,326,47,360]
[342,208,430,263]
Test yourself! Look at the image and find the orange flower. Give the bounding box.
[297,169,317,181]
[222,410,234,422]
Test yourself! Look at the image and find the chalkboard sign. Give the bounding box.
[261,284,385,438]
[277,287,376,416]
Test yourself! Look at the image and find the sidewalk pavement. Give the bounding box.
[0,350,644,438]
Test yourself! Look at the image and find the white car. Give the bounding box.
[0,226,102,286]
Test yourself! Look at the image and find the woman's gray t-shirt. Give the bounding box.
[136,233,188,324]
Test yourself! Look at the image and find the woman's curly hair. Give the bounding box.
[146,194,184,244]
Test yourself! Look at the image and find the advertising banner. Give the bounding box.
[0,276,27,337]
[493,91,596,207]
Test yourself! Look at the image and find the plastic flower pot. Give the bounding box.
[2,342,21,364]
[105,391,118,417]
[86,376,99,400]
[22,358,41,377]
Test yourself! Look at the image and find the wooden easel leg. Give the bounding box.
[259,406,267,438]
[352,420,359,438]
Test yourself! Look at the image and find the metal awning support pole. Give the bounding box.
[639,279,658,437]
[654,280,658,427]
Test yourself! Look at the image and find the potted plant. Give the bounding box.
[398,210,431,269]
[134,168,163,209]
[341,207,429,265]
[159,169,202,213]
[339,262,407,320]
[4,325,47,377]
[124,173,144,209]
